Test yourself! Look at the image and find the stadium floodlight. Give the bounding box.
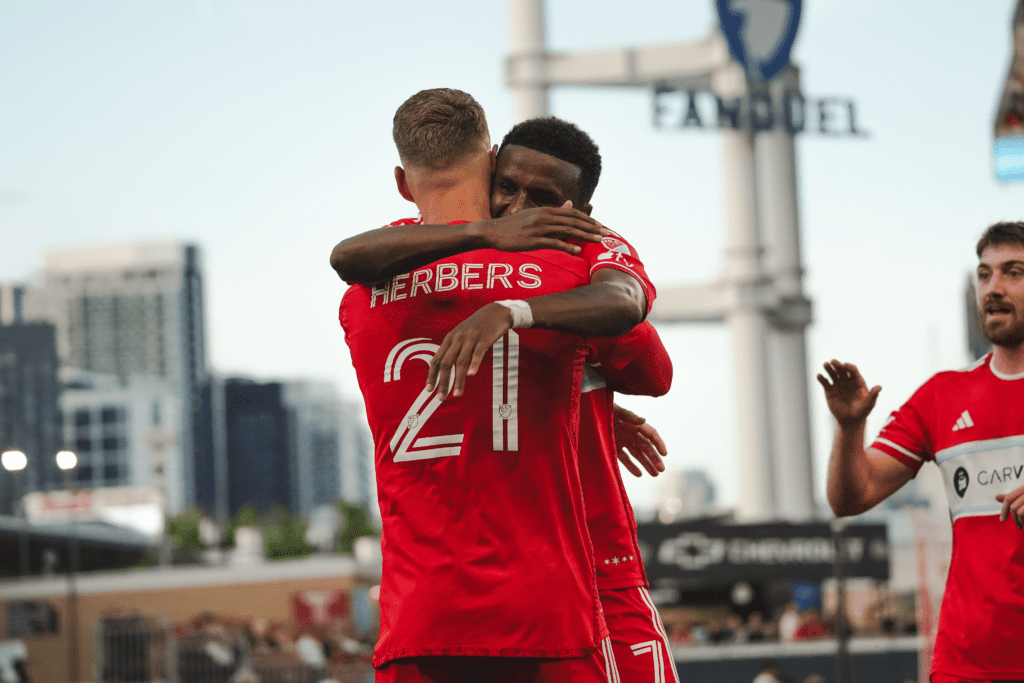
[55,450,78,471]
[1,450,28,472]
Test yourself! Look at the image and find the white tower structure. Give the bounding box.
[507,0,815,520]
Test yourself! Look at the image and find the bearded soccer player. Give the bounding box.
[334,112,679,682]
[817,221,1024,683]
[338,89,650,682]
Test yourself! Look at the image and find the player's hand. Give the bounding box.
[614,404,667,477]
[996,484,1024,530]
[426,303,513,401]
[816,360,881,427]
[481,202,607,254]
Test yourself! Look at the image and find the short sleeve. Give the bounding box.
[870,380,936,474]
[576,228,655,316]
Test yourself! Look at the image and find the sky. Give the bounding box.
[2,0,1023,517]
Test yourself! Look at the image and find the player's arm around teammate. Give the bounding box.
[427,127,655,399]
[817,360,914,516]
[330,203,606,285]
[426,266,646,399]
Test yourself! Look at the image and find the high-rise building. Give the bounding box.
[0,284,27,326]
[21,242,207,506]
[194,377,373,519]
[338,399,374,507]
[0,324,62,513]
[224,379,293,517]
[194,378,294,518]
[60,370,183,511]
[285,381,345,516]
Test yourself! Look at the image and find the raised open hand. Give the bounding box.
[816,360,881,426]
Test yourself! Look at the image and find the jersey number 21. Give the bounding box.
[384,333,520,461]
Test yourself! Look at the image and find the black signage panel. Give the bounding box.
[637,520,889,586]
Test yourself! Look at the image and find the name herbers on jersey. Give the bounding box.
[369,262,543,307]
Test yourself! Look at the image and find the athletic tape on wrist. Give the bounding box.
[495,300,534,329]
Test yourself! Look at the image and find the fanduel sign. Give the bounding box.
[653,87,864,136]
[717,0,802,82]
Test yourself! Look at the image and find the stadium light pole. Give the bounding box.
[56,449,81,683]
[831,517,852,683]
[2,449,31,577]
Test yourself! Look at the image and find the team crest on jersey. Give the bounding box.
[597,236,634,264]
[407,414,419,429]
[954,467,969,498]
[499,404,512,419]
[600,237,631,254]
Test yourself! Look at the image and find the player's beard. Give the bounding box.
[979,304,1024,348]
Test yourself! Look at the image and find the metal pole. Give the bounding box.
[15,472,30,577]
[756,66,816,520]
[508,0,549,121]
[714,61,776,521]
[65,469,81,683]
[832,518,852,683]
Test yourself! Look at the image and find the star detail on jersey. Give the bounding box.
[952,410,975,432]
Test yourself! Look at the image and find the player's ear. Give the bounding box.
[395,166,415,203]
[578,202,593,217]
[489,144,498,174]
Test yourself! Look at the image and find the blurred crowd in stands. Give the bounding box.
[664,601,919,646]
[101,610,374,683]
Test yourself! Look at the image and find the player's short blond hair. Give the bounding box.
[392,88,489,169]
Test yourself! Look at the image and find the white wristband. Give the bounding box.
[495,300,534,329]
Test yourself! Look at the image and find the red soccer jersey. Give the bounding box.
[578,380,647,590]
[871,353,1024,680]
[578,230,669,591]
[582,323,672,590]
[340,218,638,666]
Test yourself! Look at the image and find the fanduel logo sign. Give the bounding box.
[717,0,802,82]
[653,88,864,136]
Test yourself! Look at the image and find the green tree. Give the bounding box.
[165,508,204,551]
[223,503,261,549]
[264,505,314,560]
[334,501,380,554]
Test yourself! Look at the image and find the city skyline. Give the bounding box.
[1,238,373,524]
[3,1,1023,513]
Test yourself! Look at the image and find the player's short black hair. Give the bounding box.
[497,117,602,204]
[976,221,1024,257]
